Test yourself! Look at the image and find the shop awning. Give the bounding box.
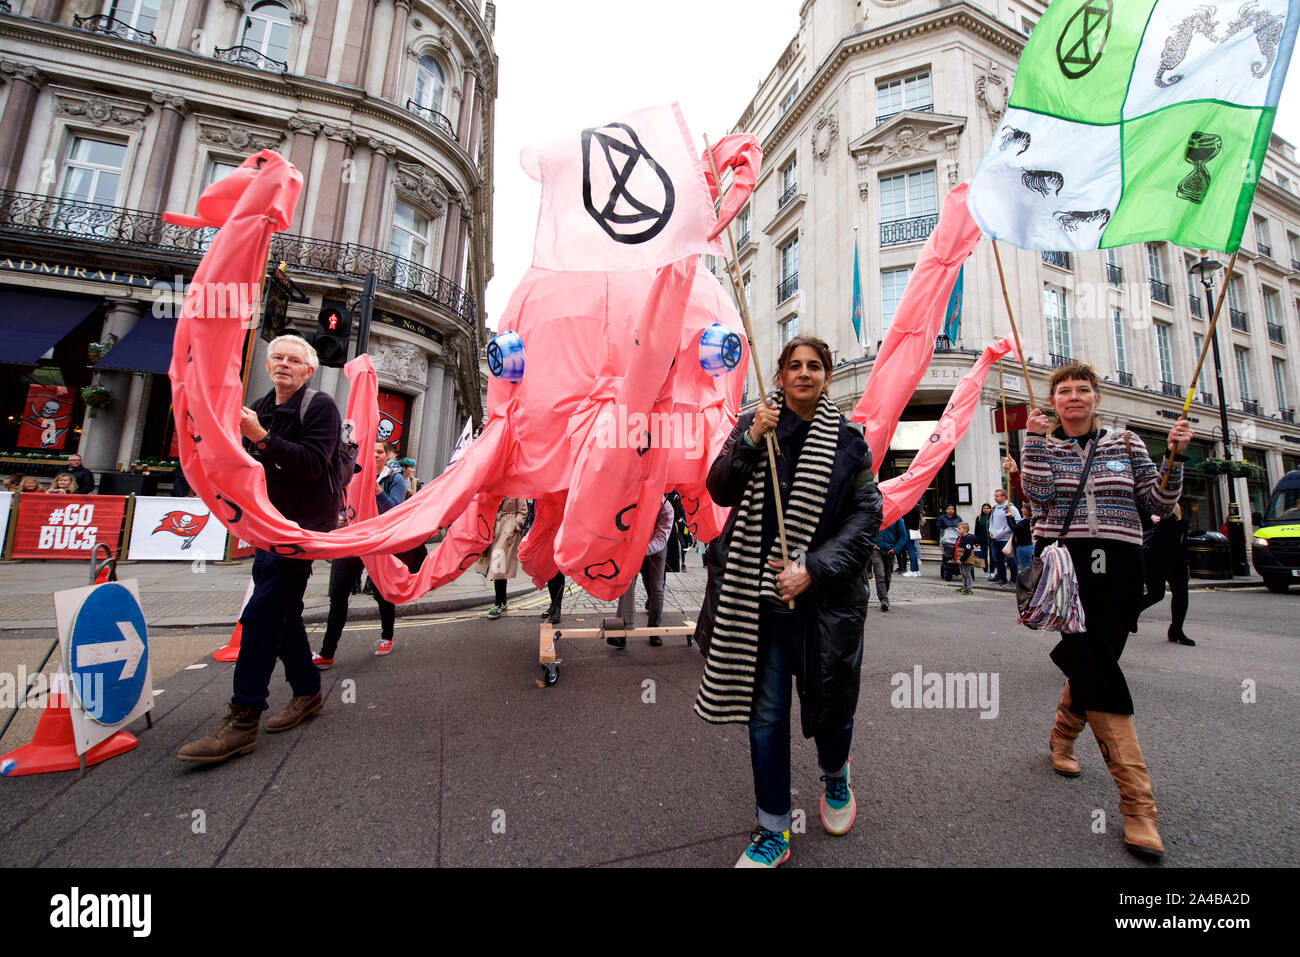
[95,314,178,374]
[0,287,102,365]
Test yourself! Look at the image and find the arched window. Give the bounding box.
[413,55,446,113]
[239,1,291,65]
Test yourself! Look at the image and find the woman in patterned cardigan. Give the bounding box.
[1021,362,1192,859]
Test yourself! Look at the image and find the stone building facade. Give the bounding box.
[719,0,1300,539]
[0,0,496,490]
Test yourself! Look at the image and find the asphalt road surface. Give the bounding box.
[0,579,1294,870]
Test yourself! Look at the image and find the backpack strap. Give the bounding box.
[298,387,317,425]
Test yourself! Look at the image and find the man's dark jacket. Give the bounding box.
[66,466,95,495]
[695,407,883,736]
[246,384,341,534]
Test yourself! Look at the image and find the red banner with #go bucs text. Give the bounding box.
[10,494,126,559]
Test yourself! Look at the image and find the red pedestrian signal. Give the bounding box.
[314,300,352,367]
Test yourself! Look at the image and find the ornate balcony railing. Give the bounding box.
[1049,353,1072,368]
[1242,398,1261,415]
[1160,381,1182,398]
[1199,391,1216,407]
[1267,322,1285,344]
[1189,294,1203,317]
[213,45,287,74]
[1257,242,1272,258]
[1282,408,1296,424]
[1149,278,1171,305]
[1291,257,1300,271]
[735,231,751,250]
[881,214,937,247]
[778,183,798,208]
[776,272,799,304]
[934,334,954,352]
[876,103,933,126]
[1042,249,1071,270]
[0,189,475,326]
[0,2,11,13]
[405,100,457,140]
[72,14,158,44]
[1229,308,1248,332]
[1106,262,1122,285]
[1117,370,1135,387]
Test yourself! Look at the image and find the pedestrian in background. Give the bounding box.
[480,497,528,619]
[314,442,407,668]
[693,337,882,868]
[900,500,923,577]
[399,457,418,496]
[1138,504,1195,646]
[937,504,963,552]
[19,476,43,493]
[955,521,978,595]
[48,473,78,494]
[63,453,95,494]
[974,503,992,570]
[612,495,674,647]
[872,515,907,612]
[988,488,1021,586]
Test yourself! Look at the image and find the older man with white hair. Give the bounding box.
[179,334,342,764]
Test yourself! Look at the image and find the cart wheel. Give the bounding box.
[538,664,559,688]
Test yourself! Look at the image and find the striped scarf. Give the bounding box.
[694,391,840,725]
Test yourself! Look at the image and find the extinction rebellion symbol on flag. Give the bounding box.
[1057,0,1114,79]
[581,122,676,245]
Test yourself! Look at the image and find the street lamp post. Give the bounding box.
[1189,256,1249,576]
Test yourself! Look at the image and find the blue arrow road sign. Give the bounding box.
[69,583,148,725]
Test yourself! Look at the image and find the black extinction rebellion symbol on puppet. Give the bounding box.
[581,122,675,245]
[1057,0,1112,79]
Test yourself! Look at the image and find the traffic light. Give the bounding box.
[314,298,352,367]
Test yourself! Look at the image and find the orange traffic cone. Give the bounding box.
[212,578,255,663]
[0,683,136,777]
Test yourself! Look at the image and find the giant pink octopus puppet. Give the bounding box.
[166,105,761,604]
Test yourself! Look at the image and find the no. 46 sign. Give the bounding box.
[11,494,126,560]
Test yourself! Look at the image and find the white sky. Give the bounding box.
[484,0,1300,330]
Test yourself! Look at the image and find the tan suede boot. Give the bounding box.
[1049,681,1086,777]
[1086,710,1165,859]
[177,704,260,764]
[266,690,323,733]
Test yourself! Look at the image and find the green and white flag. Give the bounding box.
[968,0,1299,253]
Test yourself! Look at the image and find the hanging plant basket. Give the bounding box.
[86,335,117,364]
[1200,457,1260,478]
[80,384,113,417]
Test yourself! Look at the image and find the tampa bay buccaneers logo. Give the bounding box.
[153,510,211,550]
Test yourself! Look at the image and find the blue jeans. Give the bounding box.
[749,605,853,833]
[902,536,920,572]
[232,549,320,711]
[990,538,1018,584]
[1016,543,1034,573]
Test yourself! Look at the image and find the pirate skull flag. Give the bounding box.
[523,103,727,271]
[968,0,1299,252]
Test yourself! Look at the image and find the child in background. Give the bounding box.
[955,521,978,595]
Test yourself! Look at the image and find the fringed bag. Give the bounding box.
[1016,436,1099,632]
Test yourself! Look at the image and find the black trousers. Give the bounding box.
[321,556,395,657]
[1048,538,1143,716]
[1139,559,1190,637]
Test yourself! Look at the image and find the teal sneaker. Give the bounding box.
[820,763,856,835]
[734,827,790,868]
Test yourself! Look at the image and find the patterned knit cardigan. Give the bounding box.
[1019,429,1183,547]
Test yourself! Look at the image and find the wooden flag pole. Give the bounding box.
[991,240,1036,410]
[1157,248,1239,494]
[999,356,1010,491]
[704,134,794,607]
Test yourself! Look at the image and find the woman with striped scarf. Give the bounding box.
[693,337,882,868]
[1021,362,1191,859]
